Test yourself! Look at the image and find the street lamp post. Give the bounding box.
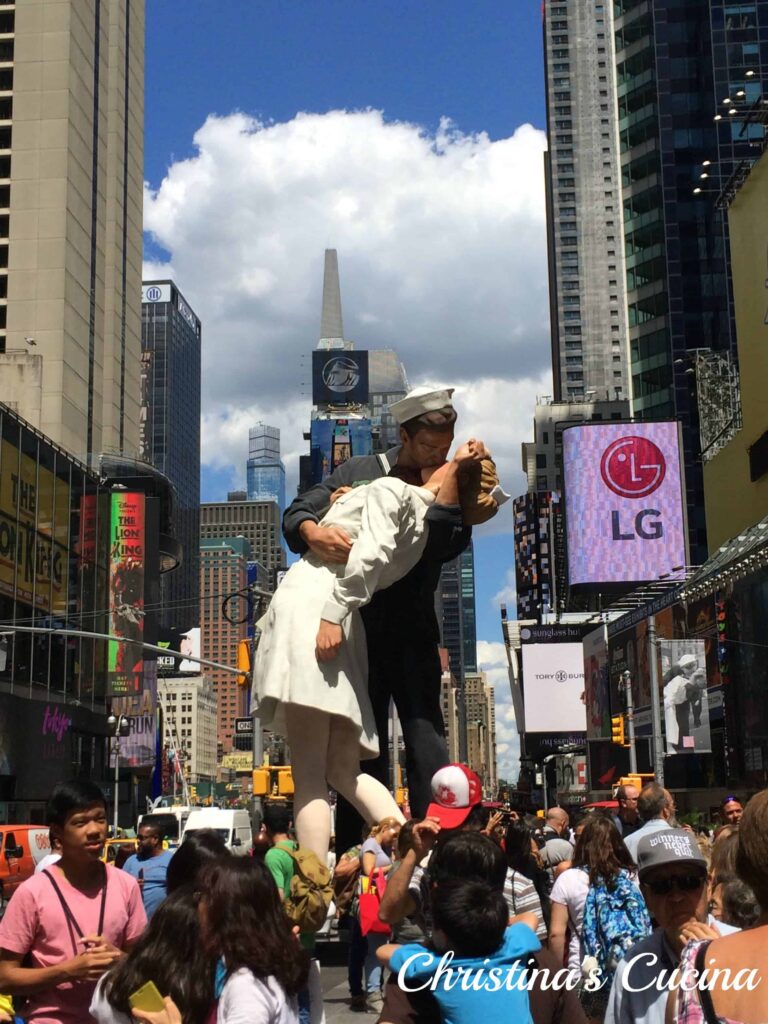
[107,714,130,835]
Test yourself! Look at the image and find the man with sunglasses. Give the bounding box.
[605,829,738,1024]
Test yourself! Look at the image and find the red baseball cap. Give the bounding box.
[425,764,483,829]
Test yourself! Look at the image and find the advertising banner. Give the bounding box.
[521,642,587,733]
[660,639,711,755]
[312,350,369,406]
[221,752,252,772]
[157,626,201,676]
[111,661,157,769]
[583,625,611,740]
[0,439,69,613]
[309,417,373,482]
[563,422,687,585]
[555,755,587,794]
[108,492,145,697]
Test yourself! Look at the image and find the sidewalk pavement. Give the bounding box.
[324,980,369,1023]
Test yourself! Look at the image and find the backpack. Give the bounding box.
[276,843,334,933]
[581,869,651,983]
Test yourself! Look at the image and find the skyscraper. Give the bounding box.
[464,671,497,798]
[0,1,145,464]
[368,349,409,453]
[246,424,286,512]
[141,281,201,630]
[200,536,249,754]
[613,0,765,562]
[200,496,285,578]
[543,0,630,402]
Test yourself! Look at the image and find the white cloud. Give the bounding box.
[143,108,550,505]
[491,565,518,609]
[477,640,520,782]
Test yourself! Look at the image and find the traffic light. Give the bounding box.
[611,715,625,746]
[277,768,294,796]
[237,640,251,687]
[189,786,198,802]
[252,768,269,796]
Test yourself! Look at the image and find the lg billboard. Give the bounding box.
[563,422,687,586]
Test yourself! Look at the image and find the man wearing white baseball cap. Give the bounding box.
[283,387,486,852]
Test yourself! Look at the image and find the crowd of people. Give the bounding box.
[0,772,766,1024]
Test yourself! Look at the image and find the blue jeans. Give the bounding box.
[298,985,311,1024]
[364,932,390,994]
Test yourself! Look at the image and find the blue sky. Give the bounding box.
[143,3,550,773]
[145,2,545,185]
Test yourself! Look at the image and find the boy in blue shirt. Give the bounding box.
[380,877,541,1024]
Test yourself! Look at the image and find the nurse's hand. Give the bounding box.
[316,619,343,662]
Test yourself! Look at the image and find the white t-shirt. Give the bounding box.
[89,976,131,1023]
[90,969,299,1024]
[550,867,590,975]
[218,968,299,1024]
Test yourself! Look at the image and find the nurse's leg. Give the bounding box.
[326,717,405,827]
[285,704,333,861]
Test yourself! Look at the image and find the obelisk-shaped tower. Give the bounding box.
[318,249,351,350]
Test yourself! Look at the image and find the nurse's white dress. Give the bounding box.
[252,477,435,759]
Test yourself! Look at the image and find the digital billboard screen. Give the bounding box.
[521,642,586,733]
[563,422,687,585]
[108,492,145,697]
[312,350,369,406]
[309,418,373,483]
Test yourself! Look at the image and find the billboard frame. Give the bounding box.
[561,419,689,593]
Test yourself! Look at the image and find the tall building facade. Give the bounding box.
[199,537,249,754]
[368,349,409,453]
[464,671,497,797]
[437,546,478,678]
[544,0,630,402]
[158,674,217,783]
[141,281,201,630]
[613,0,767,561]
[300,251,410,491]
[0,0,145,464]
[246,424,286,512]
[200,497,284,579]
[439,650,462,764]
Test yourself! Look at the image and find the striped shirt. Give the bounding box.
[504,869,547,940]
[408,864,547,941]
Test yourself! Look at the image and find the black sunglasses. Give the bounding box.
[645,873,705,896]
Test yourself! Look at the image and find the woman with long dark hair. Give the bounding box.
[504,820,551,931]
[132,857,309,1024]
[90,887,216,1024]
[548,814,637,978]
[165,828,229,894]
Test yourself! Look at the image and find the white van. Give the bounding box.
[136,806,193,847]
[182,808,253,855]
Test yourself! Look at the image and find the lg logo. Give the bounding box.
[601,436,666,498]
[601,435,668,542]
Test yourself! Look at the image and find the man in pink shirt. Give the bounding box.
[0,779,147,1023]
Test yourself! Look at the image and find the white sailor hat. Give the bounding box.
[388,386,455,425]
